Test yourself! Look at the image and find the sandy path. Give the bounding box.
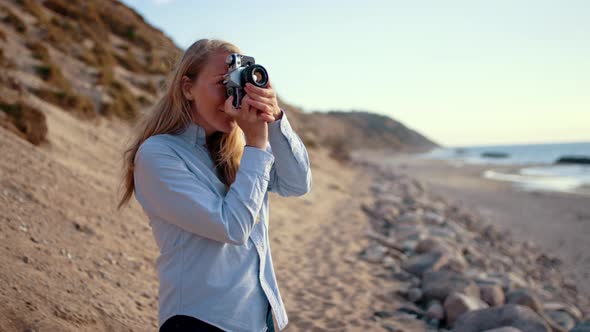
[269,154,420,331]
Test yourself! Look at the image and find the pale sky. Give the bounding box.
[121,0,589,147]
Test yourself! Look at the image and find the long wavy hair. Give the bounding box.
[117,39,244,210]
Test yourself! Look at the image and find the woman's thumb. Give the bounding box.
[224,95,237,117]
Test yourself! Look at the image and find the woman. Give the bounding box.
[117,39,312,332]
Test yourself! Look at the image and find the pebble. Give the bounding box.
[401,251,449,277]
[425,301,444,320]
[443,292,488,327]
[482,328,523,332]
[544,309,575,331]
[506,289,543,314]
[421,270,480,302]
[407,287,423,303]
[480,284,505,307]
[453,304,550,332]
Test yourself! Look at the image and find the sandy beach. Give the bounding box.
[1,97,588,331]
[0,100,418,331]
[356,150,590,299]
[2,100,589,330]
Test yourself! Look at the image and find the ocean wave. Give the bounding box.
[483,164,590,195]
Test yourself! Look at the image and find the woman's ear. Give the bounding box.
[181,75,194,100]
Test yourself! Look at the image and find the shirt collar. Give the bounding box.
[179,122,208,147]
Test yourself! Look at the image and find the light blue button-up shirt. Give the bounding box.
[133,109,311,332]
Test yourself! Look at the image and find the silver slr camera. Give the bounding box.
[223,53,269,108]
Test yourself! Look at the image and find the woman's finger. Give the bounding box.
[244,98,273,115]
[242,96,259,122]
[258,106,275,121]
[242,95,275,122]
[245,90,273,105]
[245,83,275,98]
[243,99,274,118]
[258,112,275,123]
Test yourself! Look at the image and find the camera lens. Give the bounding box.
[242,64,268,87]
[252,70,264,84]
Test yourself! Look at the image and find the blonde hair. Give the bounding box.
[117,38,244,210]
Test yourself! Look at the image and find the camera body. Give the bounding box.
[223,53,269,108]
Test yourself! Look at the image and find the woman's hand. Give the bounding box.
[224,95,268,149]
[244,80,283,122]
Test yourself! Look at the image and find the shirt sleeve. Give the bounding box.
[266,108,312,197]
[134,138,274,245]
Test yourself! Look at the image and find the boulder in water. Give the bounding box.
[554,155,590,165]
[481,152,510,159]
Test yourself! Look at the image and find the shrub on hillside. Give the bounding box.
[115,48,143,73]
[17,0,46,22]
[0,100,48,145]
[42,0,78,19]
[138,79,158,95]
[78,16,109,43]
[1,6,27,33]
[46,0,152,50]
[34,88,95,120]
[100,80,140,120]
[77,47,99,67]
[33,63,70,92]
[146,52,172,75]
[99,13,151,50]
[94,44,115,86]
[27,41,50,62]
[138,95,150,107]
[0,48,14,69]
[326,138,351,162]
[26,46,96,119]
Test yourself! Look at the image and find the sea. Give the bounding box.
[419,141,590,195]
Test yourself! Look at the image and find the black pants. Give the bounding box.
[159,314,225,331]
[160,303,275,332]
